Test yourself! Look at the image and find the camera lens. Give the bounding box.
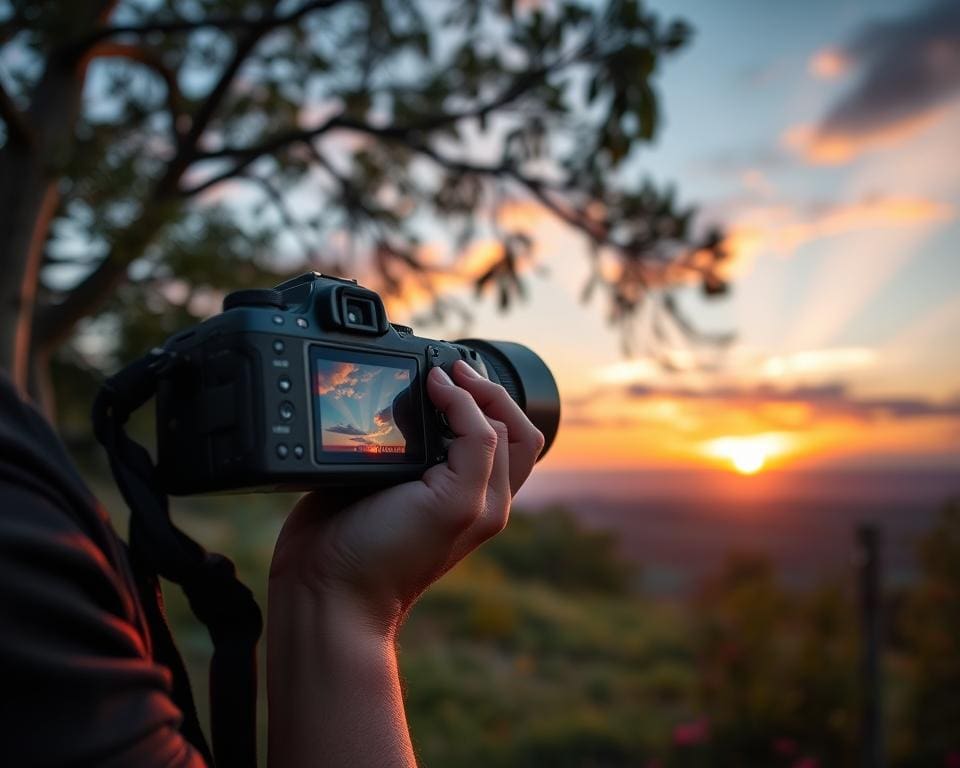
[454,339,560,461]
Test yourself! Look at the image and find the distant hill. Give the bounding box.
[516,468,960,596]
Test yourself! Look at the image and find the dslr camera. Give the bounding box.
[156,272,560,494]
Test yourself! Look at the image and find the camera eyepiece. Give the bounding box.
[342,295,379,332]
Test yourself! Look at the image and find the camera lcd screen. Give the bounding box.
[309,346,424,464]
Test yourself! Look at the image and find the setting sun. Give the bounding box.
[730,447,766,475]
[702,434,792,475]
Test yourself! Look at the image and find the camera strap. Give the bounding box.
[92,348,263,768]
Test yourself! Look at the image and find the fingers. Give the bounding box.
[474,415,511,538]
[437,414,511,570]
[451,360,545,495]
[423,366,498,520]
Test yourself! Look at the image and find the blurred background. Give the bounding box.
[2,0,959,765]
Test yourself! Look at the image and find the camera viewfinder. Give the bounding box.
[341,294,379,332]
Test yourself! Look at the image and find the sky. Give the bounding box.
[314,359,411,452]
[30,0,957,478]
[401,0,960,475]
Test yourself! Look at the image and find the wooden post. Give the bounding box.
[857,524,884,768]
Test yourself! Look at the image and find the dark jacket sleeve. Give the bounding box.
[0,479,206,767]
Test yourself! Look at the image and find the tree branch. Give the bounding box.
[181,61,557,195]
[85,41,184,137]
[77,0,351,48]
[242,172,315,258]
[0,77,33,147]
[33,3,352,345]
[179,114,345,197]
[405,139,704,284]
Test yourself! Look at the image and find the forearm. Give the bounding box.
[267,581,416,768]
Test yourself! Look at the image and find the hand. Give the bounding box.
[269,359,545,635]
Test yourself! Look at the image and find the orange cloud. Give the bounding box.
[315,362,359,396]
[783,109,948,164]
[808,48,851,80]
[790,3,960,165]
[721,196,953,274]
[548,379,960,471]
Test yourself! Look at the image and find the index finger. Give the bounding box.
[424,365,498,495]
[451,360,545,494]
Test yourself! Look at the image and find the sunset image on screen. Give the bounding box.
[314,359,412,456]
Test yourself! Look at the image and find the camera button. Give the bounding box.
[276,443,289,459]
[279,401,295,421]
[296,318,308,328]
[272,339,285,354]
[293,444,305,459]
[278,376,292,393]
[272,315,284,325]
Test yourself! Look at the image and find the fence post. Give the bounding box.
[857,524,884,768]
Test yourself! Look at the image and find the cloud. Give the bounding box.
[719,196,953,278]
[326,423,368,436]
[373,405,393,429]
[316,362,359,396]
[759,348,876,379]
[624,381,960,422]
[316,362,375,400]
[791,1,960,163]
[350,436,373,445]
[808,48,852,80]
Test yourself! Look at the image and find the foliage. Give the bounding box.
[1,0,730,396]
[481,505,634,595]
[694,553,859,767]
[146,495,960,768]
[893,500,960,767]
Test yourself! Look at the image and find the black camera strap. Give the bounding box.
[92,349,263,768]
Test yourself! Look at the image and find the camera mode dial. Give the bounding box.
[222,288,285,311]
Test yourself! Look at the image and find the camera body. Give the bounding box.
[155,273,559,494]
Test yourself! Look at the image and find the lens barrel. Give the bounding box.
[455,339,560,461]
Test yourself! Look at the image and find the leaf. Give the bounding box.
[663,19,692,51]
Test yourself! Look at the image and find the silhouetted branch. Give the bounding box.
[78,0,350,48]
[34,2,355,341]
[185,61,557,185]
[0,78,32,146]
[242,172,315,258]
[86,41,184,136]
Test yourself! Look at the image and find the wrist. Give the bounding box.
[267,578,415,768]
[268,572,402,644]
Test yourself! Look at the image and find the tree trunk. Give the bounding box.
[0,3,116,403]
[0,144,59,394]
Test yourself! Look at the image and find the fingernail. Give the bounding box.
[456,359,482,378]
[432,366,453,386]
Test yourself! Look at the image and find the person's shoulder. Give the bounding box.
[0,372,96,512]
[0,373,206,766]
[0,371,138,629]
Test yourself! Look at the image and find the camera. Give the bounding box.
[155,272,560,494]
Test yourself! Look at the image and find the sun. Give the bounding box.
[729,445,766,475]
[702,434,791,475]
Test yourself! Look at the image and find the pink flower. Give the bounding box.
[774,738,798,757]
[672,717,710,747]
[792,758,820,768]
